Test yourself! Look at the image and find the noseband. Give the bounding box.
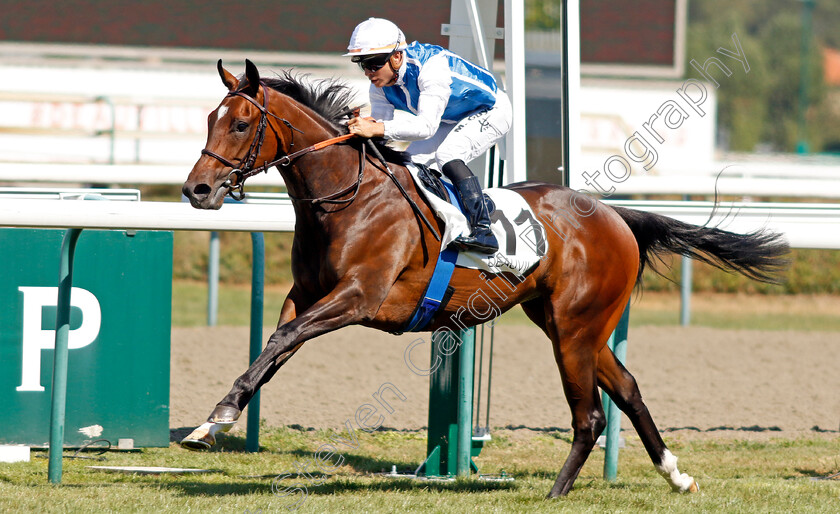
[198,84,439,238]
[200,83,358,203]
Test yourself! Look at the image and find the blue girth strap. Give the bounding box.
[402,247,458,332]
[402,179,464,332]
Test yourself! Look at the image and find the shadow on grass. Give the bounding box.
[170,428,423,473]
[170,428,253,453]
[661,425,784,433]
[279,448,422,475]
[157,480,273,497]
[155,475,517,498]
[306,476,517,495]
[793,467,840,480]
[147,471,516,498]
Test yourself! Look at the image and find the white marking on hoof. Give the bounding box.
[180,437,211,451]
[180,421,235,451]
[656,449,699,493]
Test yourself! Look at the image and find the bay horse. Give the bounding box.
[181,60,788,497]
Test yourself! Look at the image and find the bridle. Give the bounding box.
[199,82,440,240]
[200,83,363,204]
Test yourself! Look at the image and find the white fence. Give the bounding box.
[0,50,367,166]
[0,196,294,232]
[1,193,837,249]
[0,162,286,187]
[604,200,840,250]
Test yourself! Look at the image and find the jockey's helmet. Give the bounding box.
[344,18,407,58]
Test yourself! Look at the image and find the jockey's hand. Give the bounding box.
[347,116,385,138]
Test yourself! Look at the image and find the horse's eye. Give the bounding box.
[234,121,249,133]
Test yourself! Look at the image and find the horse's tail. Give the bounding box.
[612,206,790,285]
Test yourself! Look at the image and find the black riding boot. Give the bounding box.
[451,176,499,254]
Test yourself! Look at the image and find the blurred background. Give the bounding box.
[1,0,838,315]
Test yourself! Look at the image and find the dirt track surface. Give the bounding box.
[170,324,840,438]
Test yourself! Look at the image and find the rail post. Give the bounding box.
[48,228,83,484]
[418,327,481,477]
[602,301,631,481]
[680,255,692,326]
[93,96,116,164]
[207,231,220,326]
[246,232,265,452]
[680,195,692,326]
[456,326,475,476]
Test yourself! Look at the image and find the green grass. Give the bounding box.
[640,248,840,295]
[173,281,840,331]
[170,232,840,295]
[171,281,290,327]
[620,305,840,331]
[2,429,837,512]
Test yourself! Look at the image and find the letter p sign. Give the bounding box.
[17,287,101,392]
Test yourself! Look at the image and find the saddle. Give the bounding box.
[414,163,495,214]
[399,162,547,333]
[414,163,449,203]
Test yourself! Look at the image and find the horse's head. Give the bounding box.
[183,59,283,209]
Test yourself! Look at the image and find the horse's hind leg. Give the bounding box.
[522,294,606,494]
[597,345,699,492]
[544,317,608,497]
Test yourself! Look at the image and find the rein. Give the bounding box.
[285,138,366,205]
[201,84,358,203]
[199,84,440,240]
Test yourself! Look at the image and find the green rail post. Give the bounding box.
[680,195,692,326]
[246,232,265,453]
[48,228,83,484]
[420,327,479,477]
[602,302,631,481]
[797,0,815,154]
[456,326,475,476]
[94,96,116,164]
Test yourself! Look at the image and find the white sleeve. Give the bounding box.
[382,54,451,141]
[369,84,394,121]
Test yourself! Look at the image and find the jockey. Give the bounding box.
[345,17,512,255]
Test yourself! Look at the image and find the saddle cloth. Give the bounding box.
[406,163,547,276]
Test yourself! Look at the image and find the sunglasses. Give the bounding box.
[353,52,394,72]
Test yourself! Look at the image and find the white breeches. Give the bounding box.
[407,92,512,170]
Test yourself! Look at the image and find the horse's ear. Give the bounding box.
[243,59,260,98]
[217,59,238,91]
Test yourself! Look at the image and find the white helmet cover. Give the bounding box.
[344,17,407,57]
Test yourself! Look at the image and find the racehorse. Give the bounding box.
[181,60,788,497]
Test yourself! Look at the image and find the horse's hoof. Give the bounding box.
[672,475,700,493]
[180,436,212,451]
[179,421,235,451]
[208,405,241,424]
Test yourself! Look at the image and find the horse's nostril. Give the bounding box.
[194,183,212,195]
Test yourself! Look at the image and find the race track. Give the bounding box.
[170,323,840,438]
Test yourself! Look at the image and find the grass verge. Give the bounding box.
[2,428,837,512]
[173,281,840,331]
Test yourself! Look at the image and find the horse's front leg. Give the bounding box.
[181,287,306,449]
[182,281,376,449]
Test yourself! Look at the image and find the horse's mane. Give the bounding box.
[255,71,411,165]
